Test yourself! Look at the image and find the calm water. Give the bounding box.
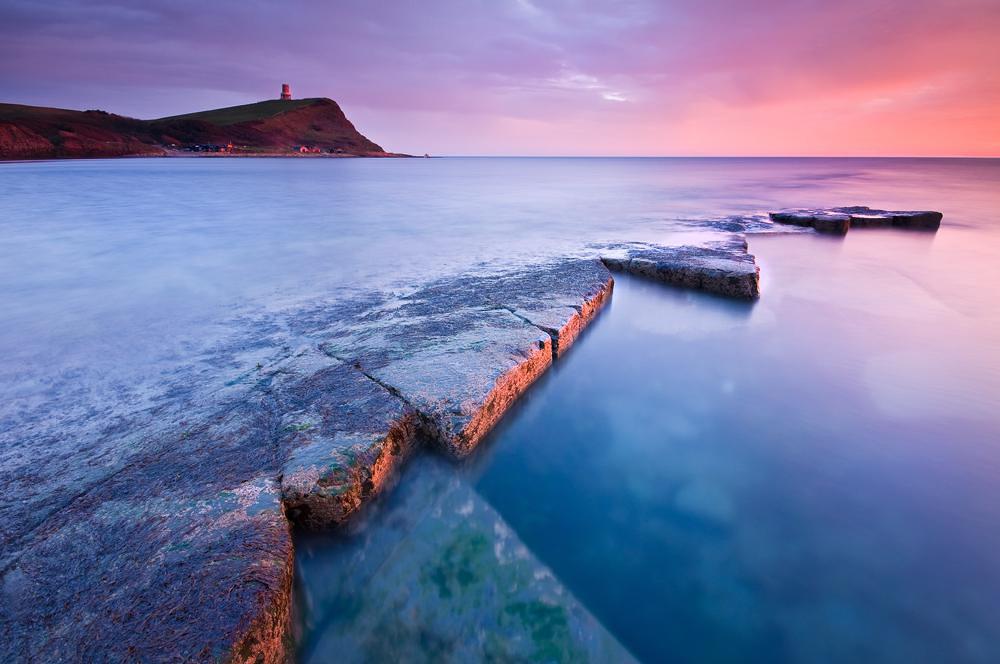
[2,157,996,422]
[3,157,1000,661]
[469,243,1000,662]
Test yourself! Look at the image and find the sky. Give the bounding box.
[1,0,998,156]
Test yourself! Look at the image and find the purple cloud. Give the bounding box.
[1,0,998,155]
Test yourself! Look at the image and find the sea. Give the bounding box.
[2,157,999,662]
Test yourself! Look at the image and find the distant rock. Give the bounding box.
[769,206,943,234]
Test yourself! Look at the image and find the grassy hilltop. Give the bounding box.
[156,99,320,125]
[0,97,389,159]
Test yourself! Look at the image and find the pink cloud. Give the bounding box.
[1,0,997,155]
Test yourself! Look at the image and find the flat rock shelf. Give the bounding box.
[599,236,761,299]
[0,205,938,662]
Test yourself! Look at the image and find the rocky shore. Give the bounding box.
[0,206,940,661]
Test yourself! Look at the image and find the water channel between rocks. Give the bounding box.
[294,229,1000,664]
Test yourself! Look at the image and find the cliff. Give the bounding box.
[0,97,389,159]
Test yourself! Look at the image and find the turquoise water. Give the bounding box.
[2,157,999,662]
[295,163,1000,661]
[469,232,1000,662]
[299,230,1000,662]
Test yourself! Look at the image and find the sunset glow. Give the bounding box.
[2,0,998,156]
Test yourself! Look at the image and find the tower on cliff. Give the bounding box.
[280,83,292,100]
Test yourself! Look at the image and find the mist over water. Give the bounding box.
[3,157,999,662]
[2,157,997,418]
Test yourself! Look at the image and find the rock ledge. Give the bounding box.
[600,236,760,299]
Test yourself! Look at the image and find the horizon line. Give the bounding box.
[432,154,1000,159]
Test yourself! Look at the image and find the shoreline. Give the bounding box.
[160,149,416,158]
[0,150,417,163]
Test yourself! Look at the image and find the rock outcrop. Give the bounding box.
[599,236,761,299]
[1,389,296,662]
[769,206,943,234]
[0,256,620,661]
[314,258,614,459]
[265,351,422,531]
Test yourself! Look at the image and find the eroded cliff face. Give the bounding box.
[0,107,165,159]
[0,123,55,159]
[224,98,385,154]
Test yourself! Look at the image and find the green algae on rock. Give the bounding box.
[294,456,636,663]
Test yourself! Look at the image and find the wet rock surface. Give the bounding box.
[483,259,615,358]
[599,236,761,299]
[769,206,943,234]
[1,382,297,663]
[265,350,421,530]
[0,256,616,661]
[312,258,615,457]
[1,217,918,660]
[295,455,636,663]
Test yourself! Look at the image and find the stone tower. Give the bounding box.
[280,83,292,100]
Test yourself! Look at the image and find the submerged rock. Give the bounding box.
[295,455,636,663]
[769,206,943,234]
[599,236,761,299]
